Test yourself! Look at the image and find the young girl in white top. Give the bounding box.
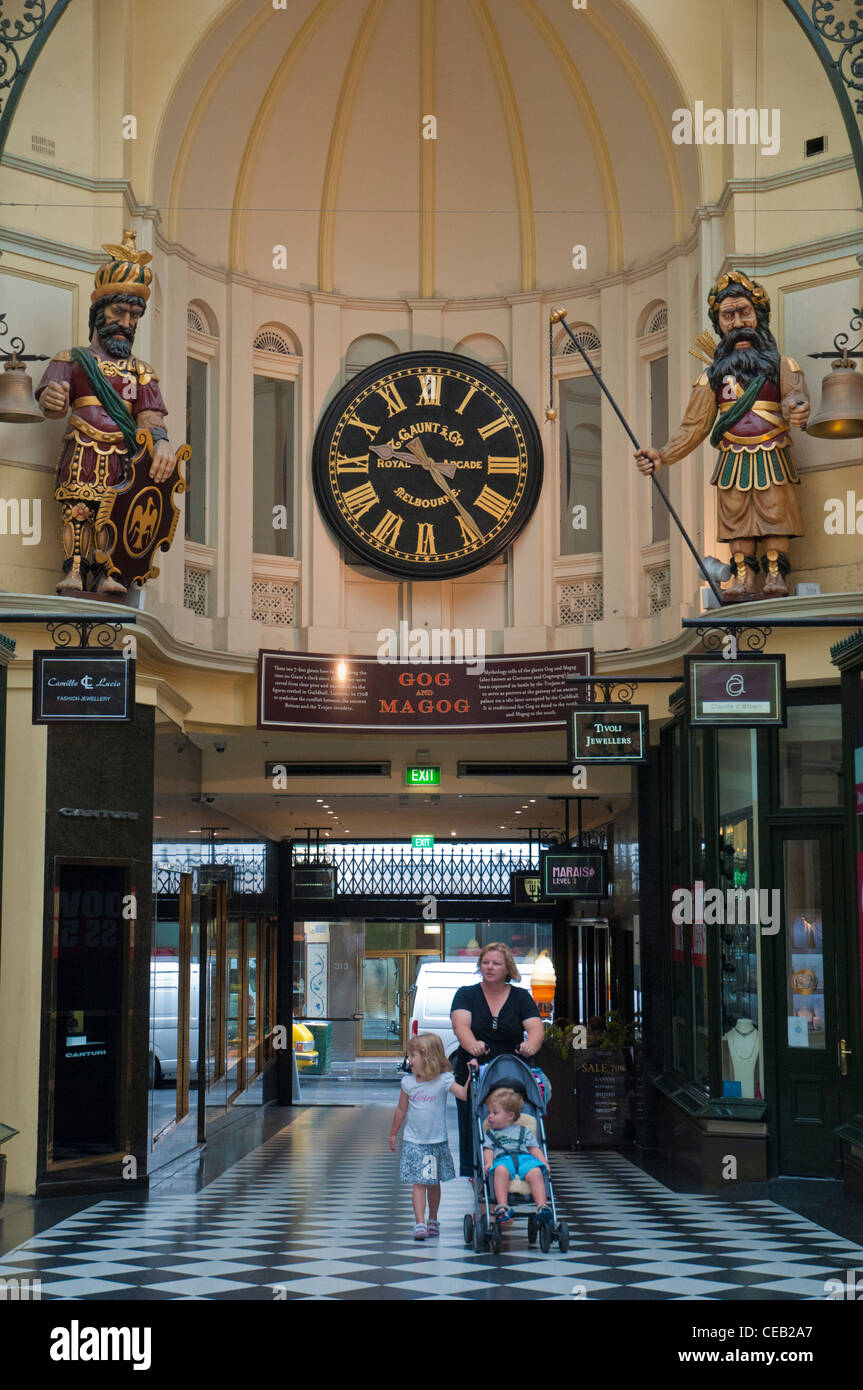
[389,1033,473,1241]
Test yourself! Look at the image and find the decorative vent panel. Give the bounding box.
[562,328,601,355]
[183,566,208,616]
[254,328,292,354]
[646,304,668,335]
[31,134,55,158]
[252,578,296,625]
[647,564,672,614]
[559,579,603,625]
[187,306,207,334]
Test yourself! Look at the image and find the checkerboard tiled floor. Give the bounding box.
[2,1104,862,1300]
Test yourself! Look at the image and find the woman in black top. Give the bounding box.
[450,942,544,1177]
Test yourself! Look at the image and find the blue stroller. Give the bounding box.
[462,1053,570,1255]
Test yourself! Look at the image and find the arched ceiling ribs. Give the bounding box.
[585,5,686,244]
[516,0,623,274]
[468,0,536,293]
[228,0,343,273]
[317,0,389,294]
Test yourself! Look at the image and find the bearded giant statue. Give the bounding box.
[636,270,810,602]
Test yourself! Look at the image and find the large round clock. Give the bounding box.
[312,351,543,578]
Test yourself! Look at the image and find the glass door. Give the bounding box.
[358,952,405,1055]
[770,826,848,1175]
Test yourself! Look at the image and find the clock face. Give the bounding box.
[312,351,543,578]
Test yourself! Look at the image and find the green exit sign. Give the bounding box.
[406,766,441,786]
[412,834,435,849]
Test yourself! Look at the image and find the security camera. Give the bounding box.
[213,741,227,754]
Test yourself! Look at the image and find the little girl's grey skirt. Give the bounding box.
[400,1140,456,1185]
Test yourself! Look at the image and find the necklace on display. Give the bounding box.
[730,1023,759,1060]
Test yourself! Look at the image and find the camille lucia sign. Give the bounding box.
[258,650,592,732]
[685,655,786,728]
[33,651,134,723]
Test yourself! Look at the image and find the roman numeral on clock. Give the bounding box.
[455,385,477,415]
[456,515,479,546]
[370,510,404,547]
[487,456,520,474]
[347,413,380,441]
[377,382,407,417]
[342,481,379,518]
[417,373,442,406]
[336,453,369,473]
[477,414,509,440]
[474,485,509,521]
[416,522,437,556]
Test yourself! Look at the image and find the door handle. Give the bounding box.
[838,1038,852,1077]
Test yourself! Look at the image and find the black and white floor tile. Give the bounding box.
[2,1105,862,1300]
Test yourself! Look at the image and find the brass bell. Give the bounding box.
[806,358,863,440]
[0,355,44,425]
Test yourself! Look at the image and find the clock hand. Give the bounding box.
[370,442,457,478]
[404,438,483,541]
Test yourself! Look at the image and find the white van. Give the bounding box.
[150,960,200,1085]
[408,960,535,1059]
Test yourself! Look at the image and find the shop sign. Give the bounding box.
[567,704,649,764]
[258,649,592,732]
[511,870,553,906]
[291,865,336,899]
[412,834,434,848]
[541,850,608,899]
[33,650,133,723]
[684,655,786,728]
[406,766,440,786]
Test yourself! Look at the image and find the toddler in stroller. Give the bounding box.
[463,1053,570,1254]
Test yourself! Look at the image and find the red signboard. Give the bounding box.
[257,649,593,732]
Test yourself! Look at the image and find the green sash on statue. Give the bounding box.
[709,374,766,449]
[70,347,141,455]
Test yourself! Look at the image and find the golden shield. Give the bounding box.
[94,429,189,587]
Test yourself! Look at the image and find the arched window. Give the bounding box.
[185,300,218,546]
[557,325,602,556]
[452,333,508,379]
[253,324,301,558]
[344,334,399,381]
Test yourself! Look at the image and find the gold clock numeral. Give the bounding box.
[336,453,369,473]
[342,481,379,518]
[475,485,510,521]
[417,374,442,406]
[370,510,404,547]
[347,413,380,441]
[477,414,510,440]
[487,456,520,474]
[456,515,479,547]
[455,385,477,416]
[416,521,437,556]
[377,382,407,417]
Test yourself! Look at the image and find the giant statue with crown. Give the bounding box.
[636,269,810,602]
[36,230,187,597]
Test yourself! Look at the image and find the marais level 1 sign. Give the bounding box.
[685,654,786,728]
[542,850,608,899]
[33,651,134,723]
[568,704,649,764]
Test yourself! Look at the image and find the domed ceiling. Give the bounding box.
[154,0,701,299]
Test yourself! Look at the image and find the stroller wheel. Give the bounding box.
[527,1214,538,1245]
[463,1214,474,1246]
[539,1219,552,1254]
[558,1221,570,1253]
[489,1221,502,1255]
[471,1218,484,1254]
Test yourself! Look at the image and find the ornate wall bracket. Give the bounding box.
[784,1,863,201]
[0,1,73,163]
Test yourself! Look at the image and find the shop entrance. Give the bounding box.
[768,823,852,1177]
[358,948,440,1056]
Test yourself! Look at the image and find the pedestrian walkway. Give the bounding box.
[2,1104,862,1300]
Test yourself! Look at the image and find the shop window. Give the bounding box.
[778,705,842,807]
[444,921,552,962]
[253,376,295,556]
[185,357,208,543]
[717,729,762,1098]
[784,840,826,1052]
[690,730,709,1089]
[559,375,602,555]
[649,354,669,544]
